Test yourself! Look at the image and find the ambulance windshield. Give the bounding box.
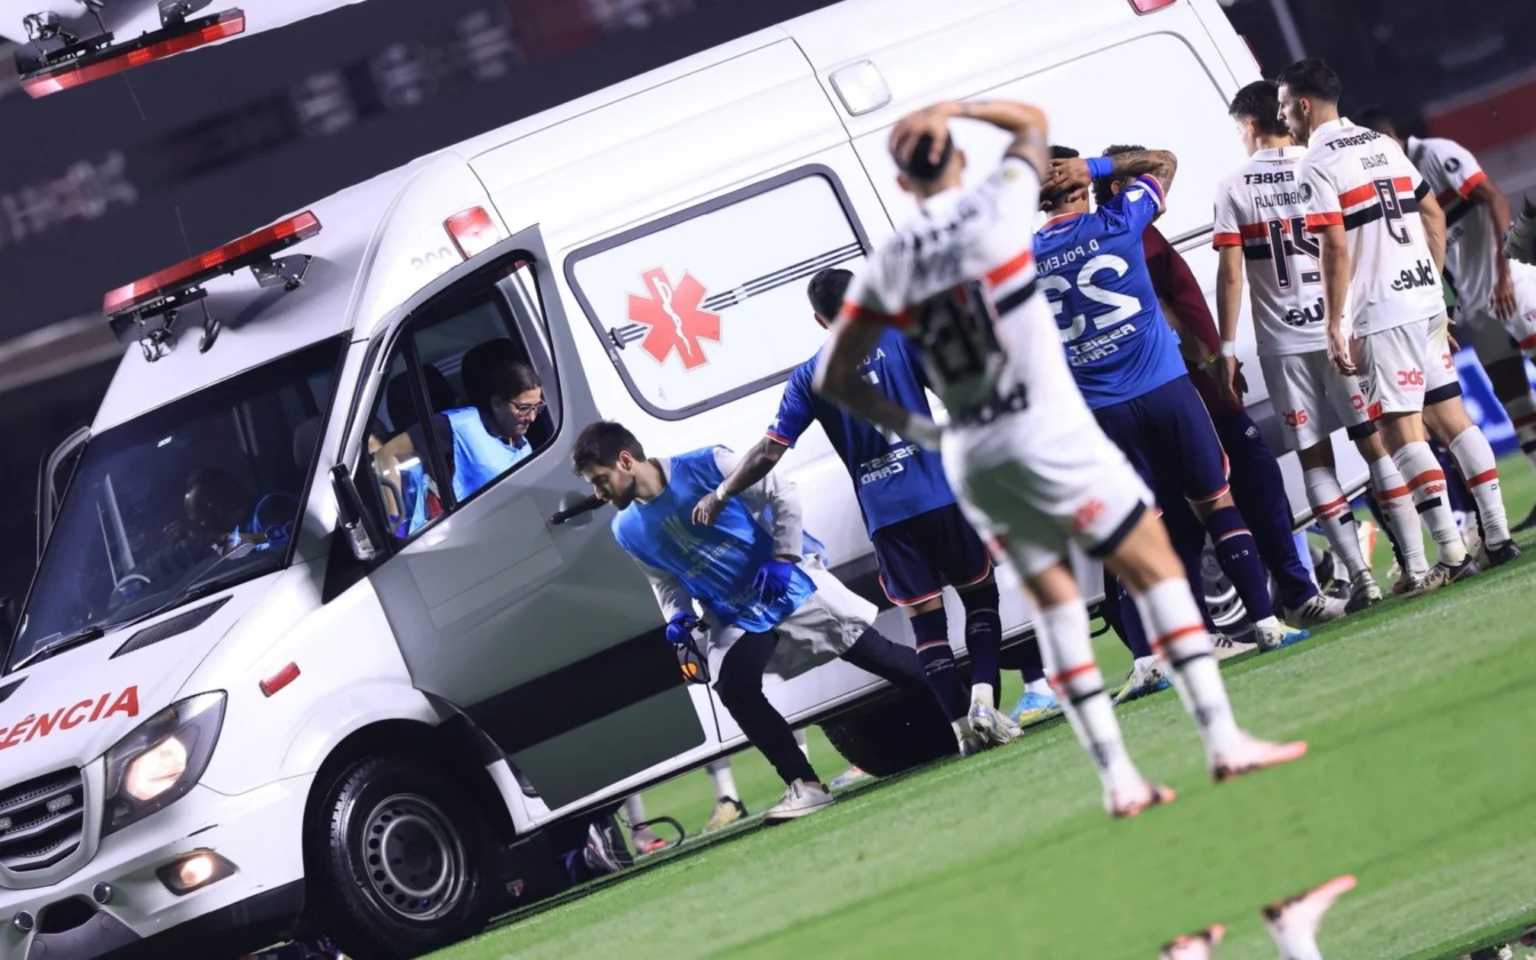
[7,337,344,672]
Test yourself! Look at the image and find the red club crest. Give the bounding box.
[627,268,721,369]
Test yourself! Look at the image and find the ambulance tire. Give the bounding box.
[307,753,497,960]
[819,692,957,777]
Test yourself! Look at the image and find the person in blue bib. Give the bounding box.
[573,420,940,823]
[436,357,544,502]
[1036,145,1295,654]
[693,267,1059,746]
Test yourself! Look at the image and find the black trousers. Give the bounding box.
[713,626,934,786]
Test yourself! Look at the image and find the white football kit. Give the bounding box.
[843,155,1150,577]
[1407,134,1536,364]
[1299,118,1452,416]
[1214,145,1371,450]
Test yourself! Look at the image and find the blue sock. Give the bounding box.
[1205,504,1276,620]
[960,582,1003,692]
[910,608,965,721]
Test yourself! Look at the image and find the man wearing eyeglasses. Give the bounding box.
[440,357,546,500]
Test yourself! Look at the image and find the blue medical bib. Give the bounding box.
[612,447,821,634]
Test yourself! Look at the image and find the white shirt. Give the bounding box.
[844,155,1068,421]
[1298,117,1443,337]
[1213,145,1326,356]
[1405,135,1515,321]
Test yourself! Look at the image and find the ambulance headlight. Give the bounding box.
[101,692,226,836]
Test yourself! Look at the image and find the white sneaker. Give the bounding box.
[1346,571,1383,612]
[763,779,835,822]
[966,700,1019,746]
[1211,731,1308,783]
[1262,874,1356,957]
[1281,592,1347,629]
[1211,632,1255,661]
[1252,616,1307,652]
[1159,923,1225,960]
[1105,779,1176,819]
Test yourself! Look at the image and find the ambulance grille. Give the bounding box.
[0,768,85,873]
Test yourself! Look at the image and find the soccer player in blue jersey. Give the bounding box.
[1036,145,1296,652]
[574,421,944,821]
[694,268,1058,746]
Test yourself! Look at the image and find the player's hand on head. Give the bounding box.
[890,105,953,166]
[692,492,725,527]
[1044,157,1090,195]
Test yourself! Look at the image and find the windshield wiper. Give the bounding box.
[10,626,105,672]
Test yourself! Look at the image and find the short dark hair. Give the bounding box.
[483,359,541,406]
[897,133,955,183]
[1354,105,1399,138]
[807,267,853,321]
[1276,58,1342,105]
[1040,145,1080,209]
[572,421,645,474]
[1229,80,1290,139]
[1093,144,1143,207]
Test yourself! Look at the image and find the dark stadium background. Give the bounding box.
[1,0,1532,610]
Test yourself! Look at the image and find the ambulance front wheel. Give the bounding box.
[306,753,498,960]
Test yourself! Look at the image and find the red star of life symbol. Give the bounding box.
[627,268,721,370]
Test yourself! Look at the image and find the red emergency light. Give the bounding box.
[1130,0,1177,12]
[103,211,322,318]
[445,206,501,260]
[21,9,245,99]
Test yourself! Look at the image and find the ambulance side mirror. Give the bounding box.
[330,465,379,563]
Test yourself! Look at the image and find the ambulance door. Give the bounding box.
[344,227,706,810]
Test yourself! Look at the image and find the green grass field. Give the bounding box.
[434,454,1536,960]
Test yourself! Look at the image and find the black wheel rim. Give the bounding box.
[355,792,467,924]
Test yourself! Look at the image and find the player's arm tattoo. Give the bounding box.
[718,437,786,500]
[1108,148,1178,193]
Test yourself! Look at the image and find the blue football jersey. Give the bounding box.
[1034,174,1188,408]
[772,328,956,535]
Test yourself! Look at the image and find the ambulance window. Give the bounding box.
[362,259,559,542]
[565,166,870,420]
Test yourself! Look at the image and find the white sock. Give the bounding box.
[794,726,810,761]
[1369,455,1429,576]
[622,794,648,832]
[1449,427,1510,545]
[1037,601,1143,794]
[1025,677,1053,697]
[1503,393,1536,476]
[971,682,995,707]
[706,758,738,802]
[1134,578,1243,756]
[1304,468,1369,578]
[1391,442,1468,565]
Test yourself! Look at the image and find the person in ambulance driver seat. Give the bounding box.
[573,420,945,822]
[812,96,1306,818]
[1279,57,1515,592]
[439,357,545,501]
[1357,105,1536,539]
[692,266,1058,749]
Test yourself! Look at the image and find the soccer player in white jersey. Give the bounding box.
[1358,107,1535,545]
[1213,80,1427,610]
[1279,58,1481,593]
[811,97,1306,818]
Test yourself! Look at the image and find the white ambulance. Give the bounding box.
[0,1,1355,957]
